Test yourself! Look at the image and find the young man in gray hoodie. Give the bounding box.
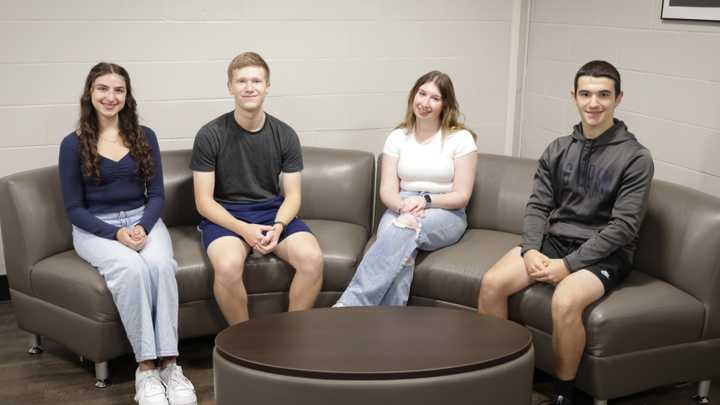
[478,60,654,405]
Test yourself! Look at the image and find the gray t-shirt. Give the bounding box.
[190,112,303,203]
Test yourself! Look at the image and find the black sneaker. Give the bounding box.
[537,395,573,405]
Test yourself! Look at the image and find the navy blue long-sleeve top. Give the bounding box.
[58,126,165,239]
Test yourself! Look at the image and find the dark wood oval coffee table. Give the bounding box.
[214,306,533,405]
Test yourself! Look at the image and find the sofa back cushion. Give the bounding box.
[466,153,536,234]
[162,147,375,230]
[161,149,203,227]
[374,152,537,233]
[296,147,375,230]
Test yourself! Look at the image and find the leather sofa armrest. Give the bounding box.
[635,180,720,339]
[0,166,72,295]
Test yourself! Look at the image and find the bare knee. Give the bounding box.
[212,256,246,287]
[480,269,512,299]
[551,293,583,325]
[293,246,323,279]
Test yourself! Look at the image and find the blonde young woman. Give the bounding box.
[335,71,478,306]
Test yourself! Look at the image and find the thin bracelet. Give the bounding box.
[273,220,287,229]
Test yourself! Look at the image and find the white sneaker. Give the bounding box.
[160,364,197,405]
[135,368,169,405]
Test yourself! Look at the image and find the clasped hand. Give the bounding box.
[523,250,570,285]
[116,225,147,251]
[399,196,426,217]
[242,223,282,256]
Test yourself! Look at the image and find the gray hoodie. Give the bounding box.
[520,119,654,271]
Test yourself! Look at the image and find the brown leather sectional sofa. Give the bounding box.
[1,147,719,404]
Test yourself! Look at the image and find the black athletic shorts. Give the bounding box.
[539,234,631,294]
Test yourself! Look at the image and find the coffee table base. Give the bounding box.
[214,346,534,405]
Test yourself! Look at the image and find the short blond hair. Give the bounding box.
[227,52,270,83]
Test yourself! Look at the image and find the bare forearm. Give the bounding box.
[379,188,403,212]
[197,198,247,235]
[275,193,301,225]
[424,191,470,210]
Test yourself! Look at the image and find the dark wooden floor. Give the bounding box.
[0,301,715,405]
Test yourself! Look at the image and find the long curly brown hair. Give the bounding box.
[78,62,153,181]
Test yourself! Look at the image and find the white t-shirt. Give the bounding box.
[383,128,477,193]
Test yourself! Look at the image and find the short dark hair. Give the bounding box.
[574,60,621,96]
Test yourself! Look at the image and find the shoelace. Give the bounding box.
[167,368,193,391]
[140,374,165,396]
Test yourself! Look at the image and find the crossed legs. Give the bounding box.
[478,246,604,380]
[207,232,323,325]
[336,207,466,307]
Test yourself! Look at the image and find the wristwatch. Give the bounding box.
[423,193,432,206]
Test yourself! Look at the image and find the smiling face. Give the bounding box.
[412,81,444,124]
[228,65,270,113]
[90,73,127,121]
[572,75,623,138]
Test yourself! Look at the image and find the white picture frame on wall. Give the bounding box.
[661,0,720,21]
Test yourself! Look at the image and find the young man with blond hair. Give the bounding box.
[191,52,323,325]
[478,60,654,405]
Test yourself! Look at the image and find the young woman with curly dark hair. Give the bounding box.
[58,62,196,405]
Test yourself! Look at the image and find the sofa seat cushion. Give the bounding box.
[306,220,368,291]
[171,226,212,303]
[32,250,118,322]
[28,226,213,323]
[175,219,367,301]
[30,226,209,323]
[30,219,367,322]
[412,229,521,307]
[509,271,705,356]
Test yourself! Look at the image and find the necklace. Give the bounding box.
[100,137,120,144]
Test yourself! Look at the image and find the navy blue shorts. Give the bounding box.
[198,195,311,251]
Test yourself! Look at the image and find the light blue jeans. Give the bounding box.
[337,191,468,306]
[72,206,179,362]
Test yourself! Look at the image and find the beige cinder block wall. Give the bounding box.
[0,0,516,275]
[520,0,720,197]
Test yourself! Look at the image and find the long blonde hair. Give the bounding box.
[395,70,476,139]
